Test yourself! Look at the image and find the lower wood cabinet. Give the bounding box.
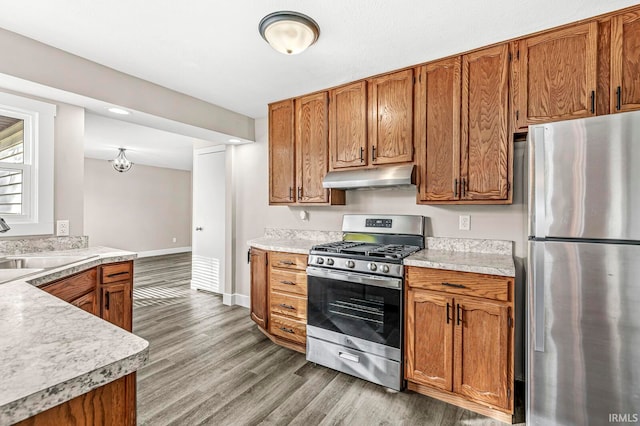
[249,248,308,353]
[37,260,136,426]
[405,266,515,423]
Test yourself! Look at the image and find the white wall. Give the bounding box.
[84,158,192,254]
[233,117,527,297]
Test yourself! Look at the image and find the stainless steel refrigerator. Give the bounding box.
[527,110,640,425]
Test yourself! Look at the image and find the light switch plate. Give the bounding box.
[459,215,470,231]
[56,220,69,236]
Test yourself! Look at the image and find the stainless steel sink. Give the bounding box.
[0,255,95,270]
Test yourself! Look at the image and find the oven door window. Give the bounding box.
[307,274,401,349]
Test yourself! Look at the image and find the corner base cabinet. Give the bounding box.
[405,266,516,424]
[30,260,136,426]
[250,248,308,353]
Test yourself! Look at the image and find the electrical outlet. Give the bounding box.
[172,237,177,243]
[57,220,70,236]
[459,215,470,231]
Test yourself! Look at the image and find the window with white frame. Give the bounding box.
[0,92,55,236]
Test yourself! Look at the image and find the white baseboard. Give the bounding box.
[137,246,192,258]
[223,293,250,308]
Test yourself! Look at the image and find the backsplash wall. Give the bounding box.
[233,117,527,297]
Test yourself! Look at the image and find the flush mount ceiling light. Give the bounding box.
[107,107,131,115]
[259,11,320,55]
[110,148,133,173]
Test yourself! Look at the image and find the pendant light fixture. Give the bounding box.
[110,148,133,173]
[259,11,320,55]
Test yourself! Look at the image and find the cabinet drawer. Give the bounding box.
[269,252,308,271]
[406,267,511,302]
[42,268,97,303]
[101,262,132,284]
[270,291,307,320]
[269,314,306,345]
[270,268,307,296]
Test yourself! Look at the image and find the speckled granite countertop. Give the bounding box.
[404,237,515,277]
[0,247,149,425]
[248,228,342,255]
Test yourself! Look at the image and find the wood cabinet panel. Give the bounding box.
[368,69,414,165]
[461,44,510,201]
[417,58,461,202]
[101,281,132,332]
[269,99,296,204]
[406,267,510,302]
[269,268,307,296]
[296,92,329,203]
[515,22,598,129]
[250,248,268,329]
[269,252,308,271]
[101,262,132,284]
[406,289,453,391]
[454,296,511,411]
[330,81,368,169]
[71,291,98,316]
[42,268,97,303]
[611,10,640,112]
[269,291,307,320]
[269,314,306,345]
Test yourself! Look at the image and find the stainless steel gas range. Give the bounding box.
[306,214,425,390]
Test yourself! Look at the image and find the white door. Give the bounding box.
[191,146,226,293]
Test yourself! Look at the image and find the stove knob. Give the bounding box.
[346,260,355,268]
[368,262,377,271]
[316,257,324,264]
[326,258,334,266]
[381,265,390,273]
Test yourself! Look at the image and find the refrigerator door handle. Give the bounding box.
[532,242,545,352]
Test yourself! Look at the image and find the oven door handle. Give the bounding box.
[306,266,402,290]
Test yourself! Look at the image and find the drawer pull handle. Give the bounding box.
[339,352,360,363]
[457,304,462,326]
[105,291,110,309]
[442,282,467,289]
[279,261,296,266]
[279,326,295,334]
[446,302,451,324]
[280,280,295,285]
[106,271,129,278]
[278,303,295,310]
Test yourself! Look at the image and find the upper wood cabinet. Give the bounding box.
[461,44,511,202]
[329,81,368,170]
[416,58,462,202]
[513,22,598,130]
[296,92,330,204]
[250,247,268,330]
[611,9,640,113]
[368,69,415,165]
[269,99,296,204]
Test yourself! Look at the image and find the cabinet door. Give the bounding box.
[368,69,414,165]
[330,81,368,170]
[461,44,510,201]
[417,58,461,202]
[405,289,453,391]
[515,22,598,129]
[101,281,133,332]
[611,10,640,113]
[250,248,268,329]
[296,92,329,203]
[453,296,511,410]
[269,99,296,204]
[71,291,98,316]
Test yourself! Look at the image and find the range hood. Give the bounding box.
[322,164,415,190]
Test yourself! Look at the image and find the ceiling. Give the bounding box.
[0,0,636,120]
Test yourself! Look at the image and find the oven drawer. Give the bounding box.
[269,314,306,344]
[270,268,307,296]
[270,252,308,271]
[406,267,510,301]
[307,336,402,390]
[270,291,307,320]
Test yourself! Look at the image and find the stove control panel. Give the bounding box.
[309,255,403,277]
[365,218,392,228]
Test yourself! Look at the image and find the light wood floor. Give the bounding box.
[133,253,521,426]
